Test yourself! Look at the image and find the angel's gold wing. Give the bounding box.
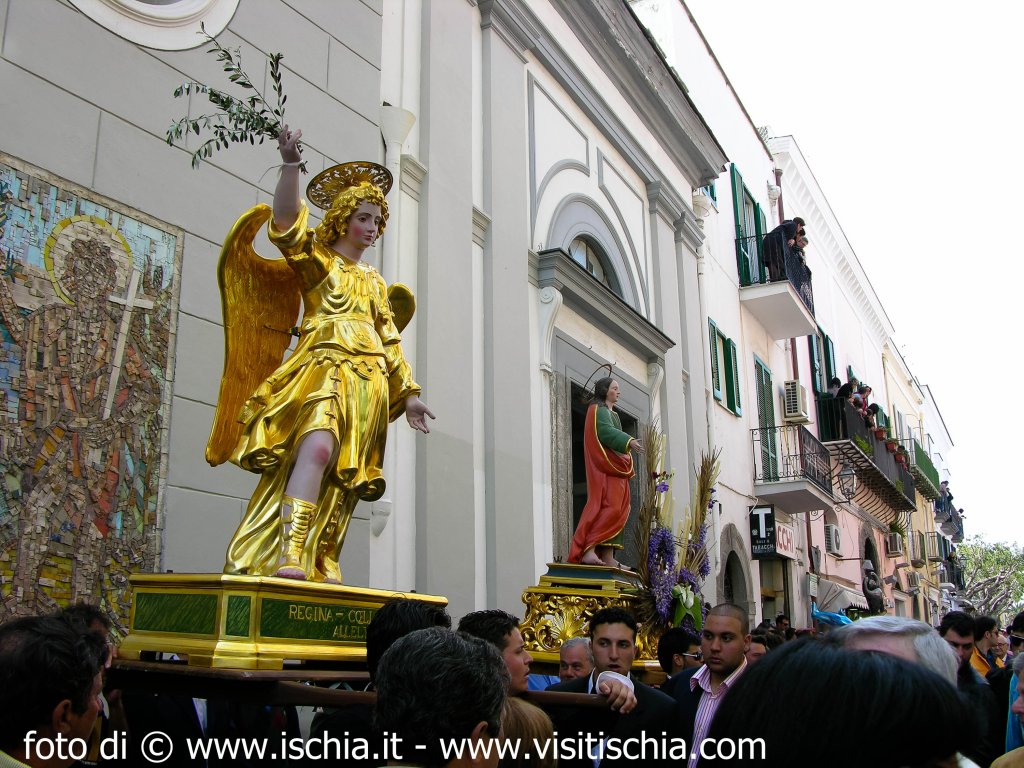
[205,204,302,466]
[387,282,415,333]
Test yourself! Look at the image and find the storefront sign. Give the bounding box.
[750,505,796,560]
[775,522,797,559]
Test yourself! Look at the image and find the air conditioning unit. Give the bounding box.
[907,572,922,589]
[885,533,904,557]
[783,380,810,423]
[824,524,842,555]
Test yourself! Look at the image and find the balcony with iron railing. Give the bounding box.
[903,437,941,501]
[935,495,965,543]
[909,530,927,567]
[925,530,951,562]
[937,561,966,592]
[751,424,835,512]
[814,396,916,522]
[735,233,817,340]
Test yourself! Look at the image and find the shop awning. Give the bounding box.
[817,578,869,612]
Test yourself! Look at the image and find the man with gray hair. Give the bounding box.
[558,637,595,683]
[827,615,958,684]
[374,627,508,768]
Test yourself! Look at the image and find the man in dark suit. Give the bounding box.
[657,627,702,697]
[672,604,750,768]
[546,607,682,768]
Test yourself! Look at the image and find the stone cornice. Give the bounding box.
[472,206,491,248]
[646,179,685,223]
[400,154,427,201]
[478,0,539,62]
[675,205,705,252]
[536,247,674,361]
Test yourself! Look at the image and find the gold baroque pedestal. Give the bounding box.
[118,573,446,670]
[519,563,664,675]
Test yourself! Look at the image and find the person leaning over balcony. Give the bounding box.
[761,216,805,282]
[836,377,859,402]
[792,235,809,271]
[858,384,872,408]
[827,377,842,397]
[864,403,881,429]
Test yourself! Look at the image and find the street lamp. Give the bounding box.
[838,463,857,502]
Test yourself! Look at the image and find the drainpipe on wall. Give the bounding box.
[373,105,416,584]
[775,166,816,588]
[379,105,416,285]
[774,167,800,383]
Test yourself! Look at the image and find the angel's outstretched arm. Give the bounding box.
[273,126,303,231]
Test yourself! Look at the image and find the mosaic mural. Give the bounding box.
[0,153,181,632]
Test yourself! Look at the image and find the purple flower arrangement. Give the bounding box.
[647,525,676,621]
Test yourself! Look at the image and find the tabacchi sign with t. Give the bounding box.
[749,505,796,560]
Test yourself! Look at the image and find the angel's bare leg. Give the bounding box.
[276,430,337,579]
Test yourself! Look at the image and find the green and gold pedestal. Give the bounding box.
[118,573,446,669]
[519,563,664,677]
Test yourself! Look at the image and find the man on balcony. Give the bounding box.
[761,217,805,282]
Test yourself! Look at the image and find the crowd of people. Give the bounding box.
[2,601,1023,768]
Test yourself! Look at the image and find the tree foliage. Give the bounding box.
[958,535,1024,620]
[166,24,304,172]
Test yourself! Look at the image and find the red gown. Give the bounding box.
[569,404,634,562]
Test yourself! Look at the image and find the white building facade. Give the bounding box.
[0,0,961,629]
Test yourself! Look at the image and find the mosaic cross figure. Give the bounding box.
[102,267,154,419]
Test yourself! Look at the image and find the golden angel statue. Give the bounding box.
[206,127,433,582]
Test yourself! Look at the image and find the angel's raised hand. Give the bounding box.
[278,125,302,164]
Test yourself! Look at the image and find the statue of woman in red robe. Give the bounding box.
[569,377,644,567]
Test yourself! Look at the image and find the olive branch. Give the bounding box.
[166,24,306,173]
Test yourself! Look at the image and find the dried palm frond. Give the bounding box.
[677,448,721,583]
[635,420,666,587]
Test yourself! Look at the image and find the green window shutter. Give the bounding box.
[754,358,778,479]
[823,335,837,384]
[808,335,823,393]
[730,164,750,284]
[709,319,722,401]
[755,359,776,428]
[755,202,767,283]
[730,164,746,240]
[725,338,742,415]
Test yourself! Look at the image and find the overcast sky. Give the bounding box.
[682,0,1023,545]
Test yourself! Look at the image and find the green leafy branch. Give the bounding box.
[165,24,305,173]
